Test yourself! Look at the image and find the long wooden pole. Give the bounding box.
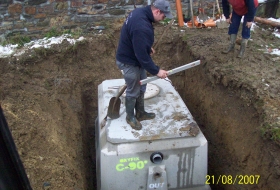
[213,3,215,19]
[190,0,194,27]
[216,0,221,17]
[153,19,174,50]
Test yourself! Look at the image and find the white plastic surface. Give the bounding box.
[99,79,200,144]
[121,83,160,99]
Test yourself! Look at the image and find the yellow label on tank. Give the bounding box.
[116,157,148,172]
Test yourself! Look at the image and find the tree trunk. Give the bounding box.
[254,16,280,28]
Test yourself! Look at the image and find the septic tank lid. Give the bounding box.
[120,83,160,99]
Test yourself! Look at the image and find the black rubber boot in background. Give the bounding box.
[222,34,237,54]
[237,38,248,58]
[125,97,142,130]
[135,93,156,121]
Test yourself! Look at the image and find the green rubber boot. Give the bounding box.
[237,38,248,58]
[135,92,155,121]
[125,97,142,130]
[222,34,237,54]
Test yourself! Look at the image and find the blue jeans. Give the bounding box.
[228,10,256,39]
[116,60,147,98]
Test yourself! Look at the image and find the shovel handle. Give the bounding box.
[153,19,174,51]
[112,84,127,106]
[139,60,200,85]
[116,84,127,99]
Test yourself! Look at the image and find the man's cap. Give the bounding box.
[153,0,173,19]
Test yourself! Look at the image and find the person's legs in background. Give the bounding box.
[222,11,242,54]
[238,9,256,58]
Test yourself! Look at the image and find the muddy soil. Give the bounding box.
[0,20,280,190]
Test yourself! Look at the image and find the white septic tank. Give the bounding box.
[95,78,210,190]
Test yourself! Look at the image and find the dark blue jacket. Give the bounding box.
[116,5,160,75]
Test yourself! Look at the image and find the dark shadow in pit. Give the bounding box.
[80,84,97,190]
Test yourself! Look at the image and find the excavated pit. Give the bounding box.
[0,24,280,190]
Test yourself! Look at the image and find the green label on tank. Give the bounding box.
[116,157,148,172]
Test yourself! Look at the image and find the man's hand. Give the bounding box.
[157,69,168,79]
[150,48,155,56]
[226,18,231,24]
[246,22,253,28]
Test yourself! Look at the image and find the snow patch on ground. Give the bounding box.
[0,34,85,58]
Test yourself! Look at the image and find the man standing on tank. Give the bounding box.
[116,0,173,130]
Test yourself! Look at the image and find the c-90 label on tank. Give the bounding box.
[116,157,148,172]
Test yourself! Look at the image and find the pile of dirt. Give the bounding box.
[0,20,280,189]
